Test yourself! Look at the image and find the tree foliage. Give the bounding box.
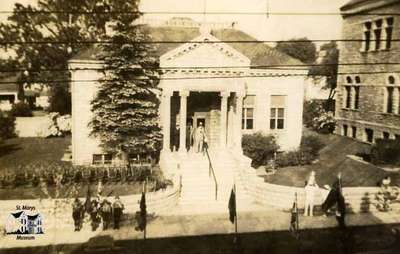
[90,0,161,155]
[309,41,339,100]
[276,37,317,64]
[0,0,113,113]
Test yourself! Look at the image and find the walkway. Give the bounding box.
[1,209,399,249]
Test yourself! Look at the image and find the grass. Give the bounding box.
[264,132,400,187]
[0,136,71,171]
[0,137,165,200]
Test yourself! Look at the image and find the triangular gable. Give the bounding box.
[160,33,251,68]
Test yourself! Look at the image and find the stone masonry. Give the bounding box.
[336,0,400,142]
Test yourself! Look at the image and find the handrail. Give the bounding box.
[205,148,218,200]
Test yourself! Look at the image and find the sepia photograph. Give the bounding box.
[0,0,399,253]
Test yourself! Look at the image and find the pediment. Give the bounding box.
[160,34,251,68]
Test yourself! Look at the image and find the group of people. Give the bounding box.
[174,121,208,153]
[303,171,346,229]
[72,195,125,232]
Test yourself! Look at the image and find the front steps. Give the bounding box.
[170,150,272,215]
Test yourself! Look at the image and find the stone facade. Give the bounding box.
[336,0,400,142]
[69,25,306,166]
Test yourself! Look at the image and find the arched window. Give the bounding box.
[385,75,399,114]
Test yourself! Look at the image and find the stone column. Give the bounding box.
[162,91,172,152]
[179,90,189,153]
[235,92,244,152]
[220,91,229,148]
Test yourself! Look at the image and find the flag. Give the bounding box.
[228,187,236,224]
[138,191,147,231]
[289,193,299,239]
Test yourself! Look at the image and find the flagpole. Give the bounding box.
[234,183,237,237]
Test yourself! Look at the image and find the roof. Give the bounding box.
[72,25,303,67]
[340,0,399,11]
[340,0,370,10]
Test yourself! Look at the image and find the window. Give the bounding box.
[386,76,398,114]
[363,21,372,51]
[374,19,383,50]
[270,95,286,130]
[354,86,360,109]
[352,126,357,138]
[384,17,394,49]
[343,124,348,136]
[365,128,374,143]
[386,87,394,113]
[92,154,112,165]
[383,132,390,139]
[345,86,352,108]
[93,154,103,165]
[242,95,255,130]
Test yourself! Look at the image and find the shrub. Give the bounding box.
[371,139,400,166]
[276,135,325,168]
[312,111,336,134]
[242,133,279,168]
[303,100,336,133]
[0,110,15,141]
[10,102,32,117]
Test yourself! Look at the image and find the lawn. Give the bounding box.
[264,132,400,188]
[0,136,71,171]
[0,137,165,200]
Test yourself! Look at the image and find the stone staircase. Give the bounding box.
[173,150,271,215]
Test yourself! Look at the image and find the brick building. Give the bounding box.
[336,0,400,143]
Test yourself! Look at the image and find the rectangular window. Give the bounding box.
[383,132,390,139]
[354,86,360,109]
[270,95,286,130]
[352,126,357,138]
[343,124,348,137]
[387,87,394,113]
[104,154,112,164]
[345,86,351,108]
[365,128,374,143]
[92,154,103,165]
[385,17,394,49]
[92,154,112,165]
[374,19,383,50]
[242,95,255,130]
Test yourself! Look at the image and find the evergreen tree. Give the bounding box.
[90,0,161,155]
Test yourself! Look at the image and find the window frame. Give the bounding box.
[242,95,255,130]
[92,154,112,165]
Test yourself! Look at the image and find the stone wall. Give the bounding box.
[0,178,181,231]
[335,3,400,141]
[232,153,399,213]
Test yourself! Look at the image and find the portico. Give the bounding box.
[160,75,246,155]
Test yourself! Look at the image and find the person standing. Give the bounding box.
[100,198,112,230]
[112,196,125,229]
[90,198,100,231]
[72,198,83,231]
[195,122,205,153]
[321,172,342,216]
[187,122,194,151]
[304,171,319,216]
